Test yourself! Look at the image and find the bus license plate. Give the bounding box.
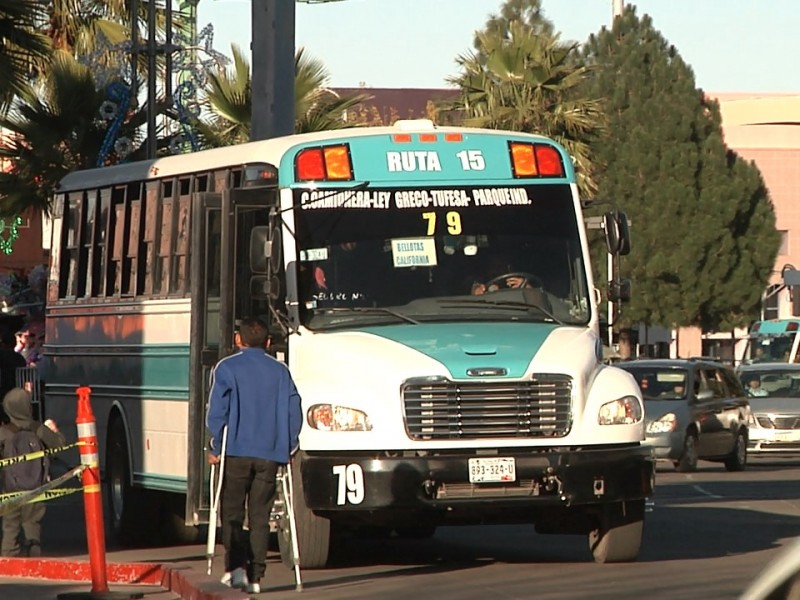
[468,457,516,483]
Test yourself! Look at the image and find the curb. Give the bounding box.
[0,558,248,600]
[160,563,249,600]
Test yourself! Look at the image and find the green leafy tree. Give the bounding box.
[0,54,151,217]
[197,45,371,147]
[445,0,605,199]
[581,7,779,333]
[0,0,51,109]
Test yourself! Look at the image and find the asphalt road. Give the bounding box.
[4,456,800,600]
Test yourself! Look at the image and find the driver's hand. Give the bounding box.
[471,282,487,295]
[505,276,527,288]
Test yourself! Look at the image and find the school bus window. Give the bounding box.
[141,183,159,295]
[97,188,113,297]
[179,176,191,196]
[80,189,96,298]
[61,193,82,298]
[157,196,174,296]
[172,196,191,295]
[126,197,141,296]
[111,187,126,296]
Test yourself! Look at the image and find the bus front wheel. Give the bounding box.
[588,499,644,563]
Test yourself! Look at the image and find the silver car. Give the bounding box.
[620,358,750,472]
[737,362,800,455]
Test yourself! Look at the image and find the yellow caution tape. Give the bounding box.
[0,486,81,503]
[0,465,86,515]
[0,440,89,470]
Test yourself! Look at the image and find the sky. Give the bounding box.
[197,0,800,94]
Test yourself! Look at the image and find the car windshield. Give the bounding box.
[622,366,689,401]
[738,369,800,398]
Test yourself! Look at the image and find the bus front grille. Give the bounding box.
[402,375,572,440]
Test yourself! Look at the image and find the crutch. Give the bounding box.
[281,460,303,591]
[206,425,228,575]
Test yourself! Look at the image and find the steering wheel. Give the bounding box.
[485,271,543,291]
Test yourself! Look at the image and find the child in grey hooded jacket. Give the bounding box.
[0,388,66,556]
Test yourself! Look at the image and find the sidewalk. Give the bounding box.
[0,554,249,600]
[0,493,251,600]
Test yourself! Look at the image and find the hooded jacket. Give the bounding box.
[0,388,66,454]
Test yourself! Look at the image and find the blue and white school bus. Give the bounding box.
[45,119,652,564]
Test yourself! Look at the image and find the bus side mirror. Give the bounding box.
[249,225,282,275]
[604,211,631,256]
[608,278,632,303]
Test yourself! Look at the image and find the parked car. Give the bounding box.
[619,358,750,472]
[736,362,800,455]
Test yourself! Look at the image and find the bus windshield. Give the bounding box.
[293,183,590,330]
[745,334,797,363]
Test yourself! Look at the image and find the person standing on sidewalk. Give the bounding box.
[0,388,66,557]
[206,317,303,594]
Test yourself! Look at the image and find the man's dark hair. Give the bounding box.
[237,317,269,348]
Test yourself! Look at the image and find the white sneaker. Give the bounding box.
[220,567,249,590]
[246,582,261,594]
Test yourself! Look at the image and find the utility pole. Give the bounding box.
[251,0,296,141]
[613,0,624,19]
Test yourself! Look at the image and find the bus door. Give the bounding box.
[185,186,280,524]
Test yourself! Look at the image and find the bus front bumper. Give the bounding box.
[299,444,654,512]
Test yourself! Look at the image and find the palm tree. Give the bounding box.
[0,0,51,110]
[446,20,605,199]
[197,45,372,147]
[0,53,149,217]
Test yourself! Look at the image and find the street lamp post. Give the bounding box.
[251,0,296,141]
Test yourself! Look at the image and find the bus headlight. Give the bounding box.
[307,404,372,431]
[647,413,677,434]
[598,396,643,425]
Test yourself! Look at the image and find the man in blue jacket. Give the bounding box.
[206,317,302,594]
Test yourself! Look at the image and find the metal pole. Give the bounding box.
[251,0,296,141]
[130,0,139,110]
[147,0,158,158]
[165,0,173,103]
[608,253,614,349]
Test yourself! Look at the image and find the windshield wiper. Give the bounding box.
[441,297,565,325]
[320,307,420,325]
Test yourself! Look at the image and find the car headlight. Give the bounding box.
[598,395,643,425]
[647,413,677,434]
[307,404,372,431]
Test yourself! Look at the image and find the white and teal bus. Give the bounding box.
[45,119,652,564]
[742,318,800,363]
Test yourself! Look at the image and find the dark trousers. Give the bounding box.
[2,502,45,556]
[221,456,278,582]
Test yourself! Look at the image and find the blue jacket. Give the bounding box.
[206,348,302,464]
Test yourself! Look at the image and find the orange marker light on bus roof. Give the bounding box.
[419,133,437,143]
[296,145,353,181]
[393,134,412,143]
[510,143,538,177]
[323,145,353,180]
[444,133,463,142]
[535,144,565,177]
[296,148,326,181]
